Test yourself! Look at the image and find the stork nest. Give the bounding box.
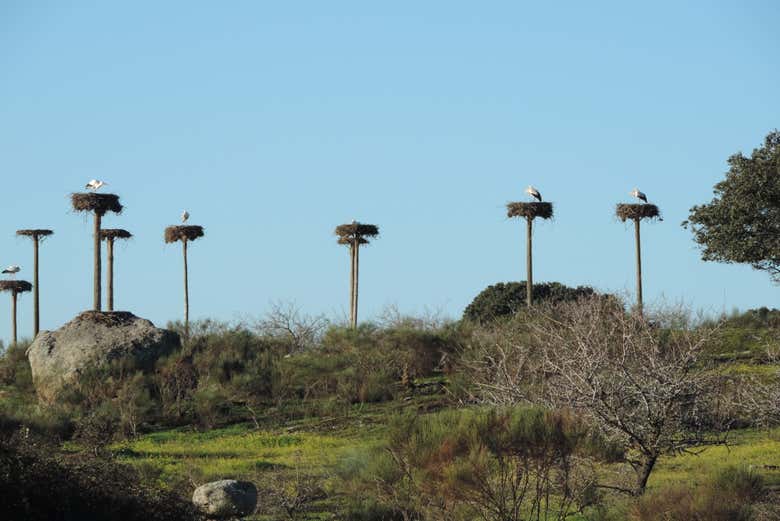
[507,202,554,220]
[101,228,133,241]
[16,229,54,240]
[616,204,660,222]
[334,223,380,245]
[75,310,137,326]
[338,237,369,246]
[71,193,123,216]
[165,225,205,243]
[0,280,32,293]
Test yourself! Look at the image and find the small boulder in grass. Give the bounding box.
[192,480,258,519]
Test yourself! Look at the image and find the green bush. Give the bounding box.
[463,281,598,323]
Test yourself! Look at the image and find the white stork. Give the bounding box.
[2,265,20,279]
[181,210,190,223]
[525,185,542,202]
[85,179,107,191]
[630,188,648,203]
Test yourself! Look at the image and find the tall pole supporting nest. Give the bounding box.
[335,222,379,328]
[100,229,132,312]
[16,229,53,337]
[71,193,123,312]
[94,213,101,311]
[165,225,205,339]
[526,217,533,307]
[0,281,32,345]
[616,203,661,317]
[507,202,554,307]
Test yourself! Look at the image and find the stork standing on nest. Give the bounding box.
[525,185,542,202]
[181,210,189,223]
[85,179,107,191]
[630,188,648,203]
[2,266,20,279]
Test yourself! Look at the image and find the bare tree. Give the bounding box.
[252,300,328,353]
[464,297,730,496]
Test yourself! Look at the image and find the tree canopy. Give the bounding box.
[463,281,596,323]
[684,131,780,282]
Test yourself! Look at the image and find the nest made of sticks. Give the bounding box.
[334,223,380,244]
[338,237,369,246]
[616,203,661,222]
[507,202,554,220]
[165,225,205,243]
[16,229,54,239]
[75,310,137,327]
[101,228,133,241]
[0,280,32,293]
[71,193,123,216]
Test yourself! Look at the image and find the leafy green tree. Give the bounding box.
[684,131,780,282]
[463,281,596,323]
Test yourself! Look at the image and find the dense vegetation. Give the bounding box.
[1,296,779,520]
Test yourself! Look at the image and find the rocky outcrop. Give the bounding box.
[192,480,258,519]
[26,311,180,403]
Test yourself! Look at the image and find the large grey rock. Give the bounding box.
[192,479,258,519]
[26,311,180,403]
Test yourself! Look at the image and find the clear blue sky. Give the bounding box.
[0,2,778,344]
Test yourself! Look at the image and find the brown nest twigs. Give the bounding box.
[71,193,123,216]
[0,281,32,293]
[334,223,380,239]
[165,225,205,243]
[16,229,54,239]
[101,229,133,240]
[507,202,554,220]
[616,203,661,222]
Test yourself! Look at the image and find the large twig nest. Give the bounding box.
[337,237,369,246]
[507,202,554,220]
[16,229,54,240]
[165,225,205,243]
[101,228,133,241]
[335,222,380,245]
[0,280,32,293]
[616,203,661,222]
[71,193,123,216]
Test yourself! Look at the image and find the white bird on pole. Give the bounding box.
[525,185,542,202]
[85,179,107,191]
[2,265,20,279]
[181,210,190,223]
[630,188,648,203]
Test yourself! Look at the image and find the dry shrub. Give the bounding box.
[630,466,765,521]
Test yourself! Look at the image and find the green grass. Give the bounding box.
[650,427,780,490]
[113,406,780,519]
